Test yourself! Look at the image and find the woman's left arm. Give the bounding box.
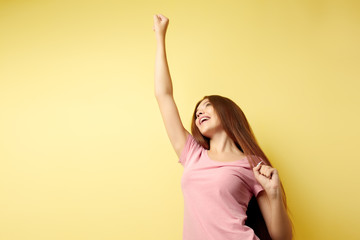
[253,163,293,240]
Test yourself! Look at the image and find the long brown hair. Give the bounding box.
[191,95,291,240]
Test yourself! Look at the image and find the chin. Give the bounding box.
[199,125,223,139]
[200,130,213,139]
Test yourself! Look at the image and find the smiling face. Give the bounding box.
[194,98,223,138]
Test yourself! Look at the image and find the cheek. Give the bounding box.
[213,116,221,126]
[196,120,204,131]
[195,119,200,128]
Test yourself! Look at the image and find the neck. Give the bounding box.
[209,130,240,154]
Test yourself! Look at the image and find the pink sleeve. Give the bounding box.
[253,180,264,197]
[252,157,265,197]
[241,156,265,197]
[178,133,202,167]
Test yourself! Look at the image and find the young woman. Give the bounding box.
[153,14,293,240]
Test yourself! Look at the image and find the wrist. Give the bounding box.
[156,34,166,43]
[267,187,283,202]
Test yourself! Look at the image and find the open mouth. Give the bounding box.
[200,117,210,125]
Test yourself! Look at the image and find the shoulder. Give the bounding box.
[178,134,205,166]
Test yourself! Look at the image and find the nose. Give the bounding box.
[196,110,203,118]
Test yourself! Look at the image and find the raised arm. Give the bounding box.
[153,14,189,158]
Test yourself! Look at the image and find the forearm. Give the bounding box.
[154,37,173,97]
[268,194,293,240]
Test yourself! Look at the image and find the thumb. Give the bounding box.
[253,161,262,175]
[153,14,160,23]
[157,13,166,20]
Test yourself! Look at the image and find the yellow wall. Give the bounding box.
[1,0,359,239]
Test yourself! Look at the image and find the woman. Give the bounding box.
[153,14,293,240]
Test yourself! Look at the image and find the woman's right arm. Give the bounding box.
[153,14,189,158]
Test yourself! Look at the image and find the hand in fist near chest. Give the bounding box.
[253,162,281,199]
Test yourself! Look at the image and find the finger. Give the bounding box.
[253,166,269,184]
[265,167,273,178]
[253,161,262,171]
[267,168,275,179]
[153,14,160,23]
[260,165,272,178]
[263,167,277,180]
[158,14,169,24]
[258,165,266,175]
[271,169,279,181]
[253,166,260,177]
[157,13,166,19]
[253,161,263,176]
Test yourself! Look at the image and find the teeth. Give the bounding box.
[201,117,210,123]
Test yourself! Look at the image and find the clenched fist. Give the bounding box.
[153,14,169,41]
[253,161,282,200]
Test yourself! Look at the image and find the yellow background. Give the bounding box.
[1,0,359,239]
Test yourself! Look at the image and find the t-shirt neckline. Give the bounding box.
[205,150,248,163]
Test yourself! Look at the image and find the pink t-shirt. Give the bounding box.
[178,133,264,240]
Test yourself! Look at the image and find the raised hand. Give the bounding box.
[253,162,282,199]
[153,14,169,41]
